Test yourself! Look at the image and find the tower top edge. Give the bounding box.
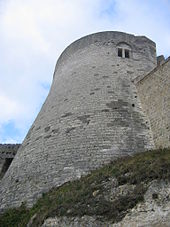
[54,31,156,73]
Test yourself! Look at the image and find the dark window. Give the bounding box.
[1,158,13,179]
[125,49,130,58]
[118,48,122,57]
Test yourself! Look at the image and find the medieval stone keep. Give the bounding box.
[0,31,169,211]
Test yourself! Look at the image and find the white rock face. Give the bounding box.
[114,180,170,227]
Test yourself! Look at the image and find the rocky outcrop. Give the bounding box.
[115,180,170,227]
[42,180,170,227]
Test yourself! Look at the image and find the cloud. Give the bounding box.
[0,0,108,142]
[0,95,18,122]
[0,0,169,143]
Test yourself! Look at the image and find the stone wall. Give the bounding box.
[0,144,20,180]
[0,144,20,158]
[0,31,157,211]
[136,58,170,148]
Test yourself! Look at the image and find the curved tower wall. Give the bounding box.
[0,31,157,210]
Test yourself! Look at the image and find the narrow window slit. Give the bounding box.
[125,49,130,58]
[118,48,122,57]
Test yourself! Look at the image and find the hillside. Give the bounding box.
[0,148,170,226]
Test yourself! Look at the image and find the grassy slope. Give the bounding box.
[0,148,170,227]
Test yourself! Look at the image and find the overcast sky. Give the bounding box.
[0,0,170,144]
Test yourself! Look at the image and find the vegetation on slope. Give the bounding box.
[0,148,170,227]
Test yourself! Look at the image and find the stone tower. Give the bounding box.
[0,31,157,211]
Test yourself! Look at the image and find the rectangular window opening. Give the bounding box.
[118,48,122,57]
[125,49,130,58]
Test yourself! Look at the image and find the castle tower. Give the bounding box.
[0,31,157,210]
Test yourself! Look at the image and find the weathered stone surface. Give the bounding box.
[0,31,156,211]
[136,57,170,148]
